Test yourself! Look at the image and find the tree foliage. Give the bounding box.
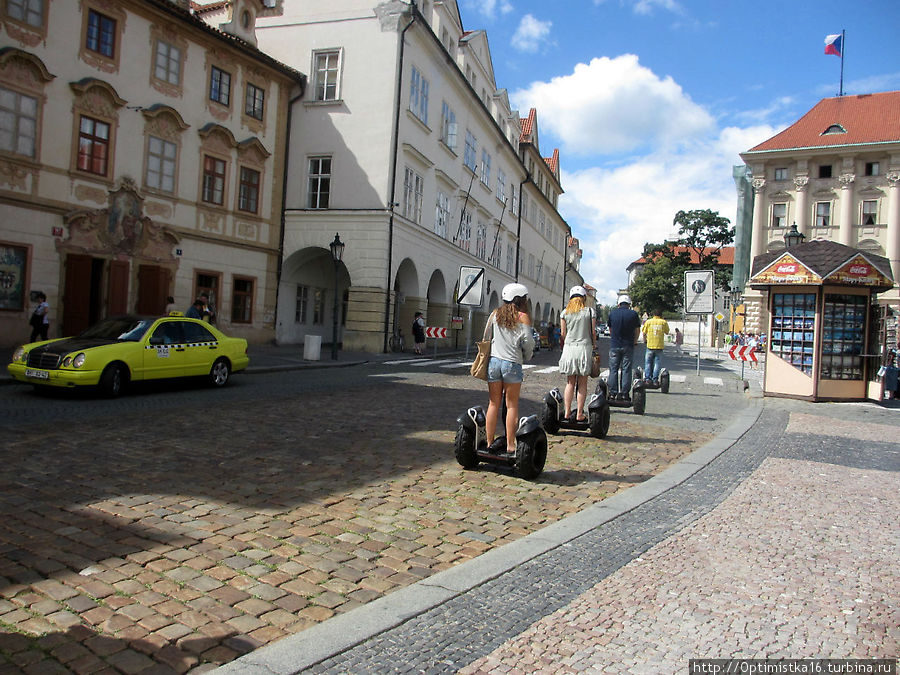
[628,209,735,314]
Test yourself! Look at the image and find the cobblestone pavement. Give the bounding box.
[261,398,899,674]
[0,350,745,673]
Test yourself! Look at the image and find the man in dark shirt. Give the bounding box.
[607,294,641,400]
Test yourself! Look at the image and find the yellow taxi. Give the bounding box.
[7,313,249,396]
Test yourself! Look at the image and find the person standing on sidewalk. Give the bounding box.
[674,327,684,355]
[485,283,534,455]
[558,286,597,422]
[607,294,640,401]
[641,309,669,385]
[412,312,426,354]
[29,292,50,342]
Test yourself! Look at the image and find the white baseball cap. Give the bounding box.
[502,282,529,302]
[617,294,631,305]
[569,285,587,298]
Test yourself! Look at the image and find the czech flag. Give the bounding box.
[824,33,842,57]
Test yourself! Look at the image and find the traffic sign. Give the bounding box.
[425,326,447,338]
[684,270,715,315]
[728,345,757,362]
[714,312,725,322]
[457,266,485,307]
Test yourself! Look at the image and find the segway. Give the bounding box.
[597,369,646,415]
[540,387,610,438]
[634,366,670,394]
[454,402,548,480]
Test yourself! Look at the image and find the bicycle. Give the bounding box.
[389,328,405,352]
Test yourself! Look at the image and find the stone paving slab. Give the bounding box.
[0,358,746,673]
[266,400,899,674]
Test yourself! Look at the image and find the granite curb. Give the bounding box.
[212,396,765,675]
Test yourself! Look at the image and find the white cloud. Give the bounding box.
[511,14,552,53]
[632,0,683,15]
[559,124,777,305]
[460,0,513,20]
[511,55,715,155]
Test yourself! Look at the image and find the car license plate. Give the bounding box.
[25,368,49,379]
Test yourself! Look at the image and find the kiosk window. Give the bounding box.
[770,293,816,376]
[821,294,866,380]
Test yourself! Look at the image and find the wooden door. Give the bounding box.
[137,265,168,315]
[108,260,129,315]
[62,254,92,336]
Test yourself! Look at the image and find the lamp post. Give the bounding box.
[329,233,345,360]
[783,222,805,248]
[729,283,743,335]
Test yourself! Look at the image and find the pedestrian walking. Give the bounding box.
[412,311,426,354]
[607,294,640,401]
[558,286,597,422]
[29,291,49,342]
[641,309,669,385]
[674,327,684,355]
[485,283,534,455]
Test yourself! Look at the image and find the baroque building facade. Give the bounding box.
[739,91,900,331]
[235,0,578,352]
[0,0,303,348]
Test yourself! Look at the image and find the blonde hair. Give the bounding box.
[564,296,585,314]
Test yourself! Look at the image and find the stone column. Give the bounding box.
[750,177,767,260]
[794,175,810,237]
[838,173,856,246]
[342,286,391,353]
[886,171,900,289]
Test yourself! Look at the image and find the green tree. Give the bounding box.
[628,208,735,313]
[628,254,686,314]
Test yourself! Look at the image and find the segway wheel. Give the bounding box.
[660,372,670,394]
[454,424,480,469]
[514,430,547,480]
[589,403,611,439]
[634,366,644,381]
[540,400,560,435]
[632,388,646,415]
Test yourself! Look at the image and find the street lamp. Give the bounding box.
[729,283,743,335]
[783,222,805,248]
[329,233,345,360]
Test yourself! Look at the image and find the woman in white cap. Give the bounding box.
[558,286,597,422]
[485,283,534,454]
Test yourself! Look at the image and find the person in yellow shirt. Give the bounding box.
[641,309,670,385]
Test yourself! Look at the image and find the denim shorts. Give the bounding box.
[487,356,523,383]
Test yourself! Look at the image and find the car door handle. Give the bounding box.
[175,347,185,352]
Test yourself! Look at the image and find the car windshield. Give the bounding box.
[79,317,155,342]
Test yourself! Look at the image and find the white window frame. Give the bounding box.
[403,166,423,224]
[861,200,878,226]
[154,39,181,86]
[475,221,487,260]
[771,203,787,229]
[312,49,342,102]
[496,169,506,203]
[145,135,176,193]
[774,167,788,181]
[440,101,457,150]
[815,201,831,228]
[480,149,491,186]
[464,130,476,171]
[0,85,38,158]
[506,241,515,275]
[409,66,429,125]
[307,155,331,209]
[458,210,472,252]
[435,191,450,238]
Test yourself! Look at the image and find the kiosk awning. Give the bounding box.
[749,240,894,291]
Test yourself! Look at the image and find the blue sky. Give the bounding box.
[457,0,900,303]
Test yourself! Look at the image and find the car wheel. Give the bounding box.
[99,363,127,397]
[514,430,547,480]
[209,358,231,387]
[454,424,479,469]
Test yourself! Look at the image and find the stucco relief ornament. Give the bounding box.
[751,177,766,193]
[838,173,856,188]
[793,176,809,191]
[887,172,900,186]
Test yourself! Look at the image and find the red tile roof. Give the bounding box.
[519,108,536,143]
[745,91,900,153]
[544,148,559,175]
[631,246,735,266]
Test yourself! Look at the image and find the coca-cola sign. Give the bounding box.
[776,263,798,274]
[847,264,870,276]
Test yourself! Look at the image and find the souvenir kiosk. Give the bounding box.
[749,240,894,401]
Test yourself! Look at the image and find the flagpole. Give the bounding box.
[839,29,845,96]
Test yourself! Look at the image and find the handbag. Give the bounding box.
[470,315,495,380]
[590,349,602,378]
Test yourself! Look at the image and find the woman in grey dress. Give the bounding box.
[558,286,597,422]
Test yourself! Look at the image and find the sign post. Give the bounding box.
[457,266,485,358]
[684,270,715,375]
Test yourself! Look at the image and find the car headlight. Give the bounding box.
[12,347,25,363]
[62,353,86,368]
